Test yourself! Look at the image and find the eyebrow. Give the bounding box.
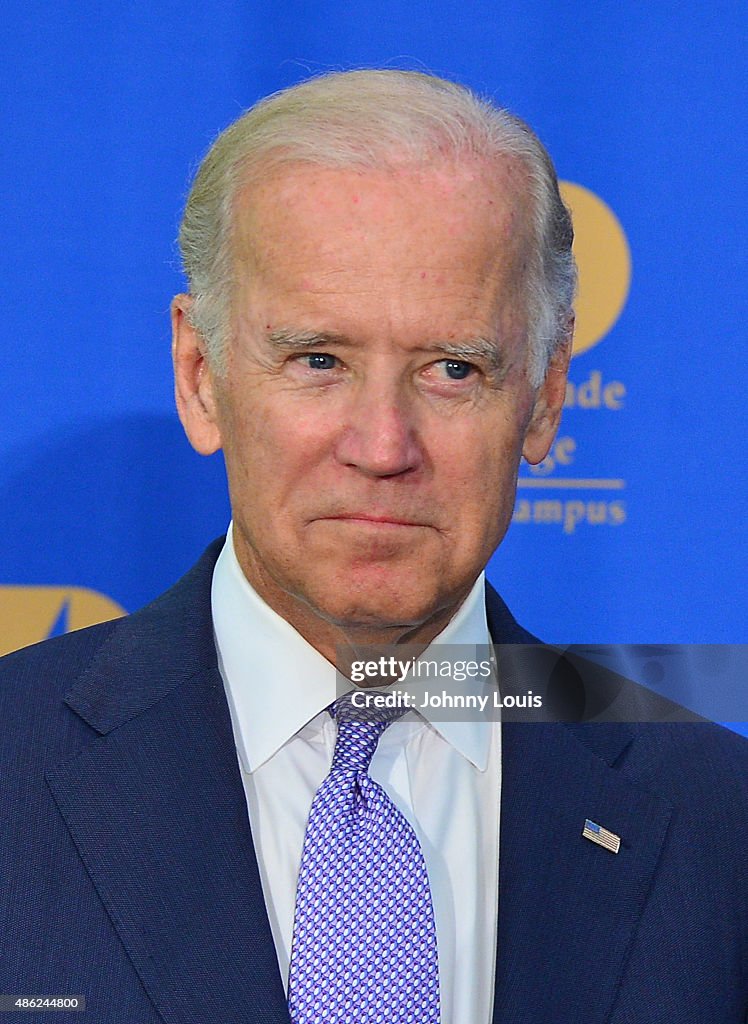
[266,328,351,352]
[433,337,507,376]
[265,328,509,380]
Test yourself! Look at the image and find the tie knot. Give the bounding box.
[329,692,405,773]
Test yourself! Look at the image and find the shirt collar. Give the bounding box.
[212,524,494,774]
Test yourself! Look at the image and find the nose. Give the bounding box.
[334,378,423,478]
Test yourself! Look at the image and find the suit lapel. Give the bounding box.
[46,542,290,1024]
[494,722,672,1023]
[486,587,674,1023]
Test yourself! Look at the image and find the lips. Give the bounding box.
[320,513,429,528]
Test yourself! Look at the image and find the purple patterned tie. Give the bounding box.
[287,693,440,1023]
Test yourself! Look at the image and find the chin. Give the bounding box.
[306,568,448,632]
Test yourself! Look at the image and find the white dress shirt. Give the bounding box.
[211,525,501,1024]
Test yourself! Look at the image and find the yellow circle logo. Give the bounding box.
[559,181,631,356]
[0,585,125,657]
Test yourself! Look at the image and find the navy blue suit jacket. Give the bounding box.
[2,539,747,1022]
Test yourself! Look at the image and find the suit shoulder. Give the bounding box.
[0,621,120,758]
[629,718,748,768]
[623,720,748,813]
[0,537,224,711]
[0,618,118,699]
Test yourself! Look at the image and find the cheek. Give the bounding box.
[437,414,525,541]
[439,408,525,490]
[221,387,339,496]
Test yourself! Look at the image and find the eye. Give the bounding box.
[303,353,338,370]
[439,359,474,380]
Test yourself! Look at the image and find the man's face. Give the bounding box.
[174,158,568,651]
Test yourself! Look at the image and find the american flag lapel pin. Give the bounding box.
[582,818,621,854]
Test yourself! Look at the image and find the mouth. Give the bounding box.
[319,513,429,528]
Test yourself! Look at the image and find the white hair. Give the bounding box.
[178,69,575,386]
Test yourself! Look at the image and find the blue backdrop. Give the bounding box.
[1,4,746,726]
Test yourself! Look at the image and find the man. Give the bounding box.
[1,71,746,1024]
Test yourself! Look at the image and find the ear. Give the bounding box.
[171,294,223,455]
[521,319,573,465]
